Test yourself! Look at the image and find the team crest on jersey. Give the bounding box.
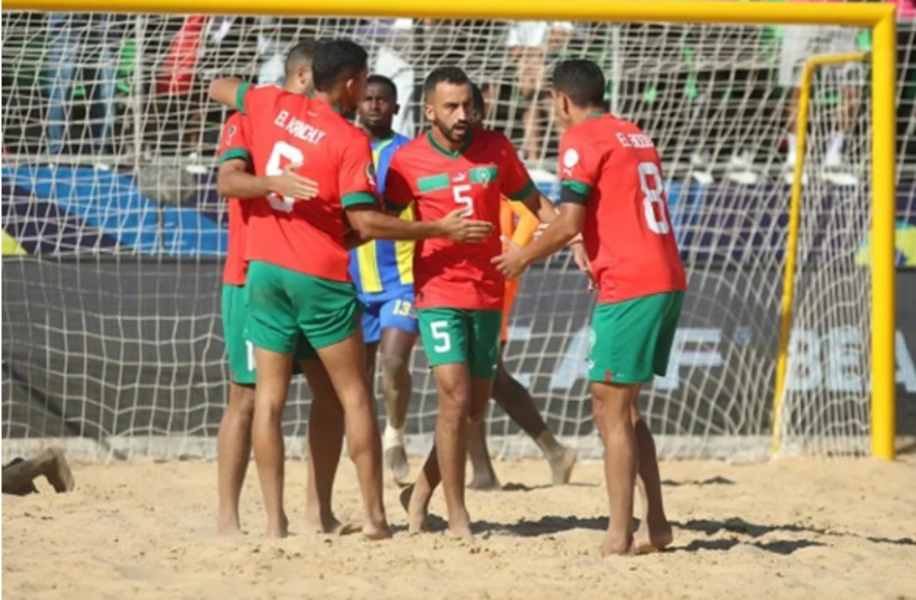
[562,148,580,176]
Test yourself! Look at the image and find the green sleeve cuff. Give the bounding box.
[342,192,378,209]
[384,198,410,213]
[561,179,592,197]
[217,147,251,167]
[507,179,536,201]
[235,82,251,115]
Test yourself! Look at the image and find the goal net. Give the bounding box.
[1,12,909,461]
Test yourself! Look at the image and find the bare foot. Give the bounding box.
[217,519,244,537]
[633,518,674,554]
[399,485,428,533]
[362,519,392,540]
[304,513,361,536]
[549,447,578,486]
[40,447,75,493]
[447,509,473,540]
[266,513,289,538]
[384,446,409,484]
[467,472,501,491]
[601,531,634,557]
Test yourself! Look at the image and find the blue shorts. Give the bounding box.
[360,292,419,344]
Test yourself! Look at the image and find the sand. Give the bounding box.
[3,455,916,600]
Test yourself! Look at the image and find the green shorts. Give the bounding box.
[222,283,315,384]
[589,291,684,385]
[418,308,502,380]
[246,261,361,356]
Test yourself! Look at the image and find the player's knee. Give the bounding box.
[468,404,487,425]
[379,351,408,383]
[229,384,256,419]
[438,387,472,423]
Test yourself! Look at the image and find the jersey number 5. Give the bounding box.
[266,141,304,213]
[637,161,671,235]
[452,184,473,217]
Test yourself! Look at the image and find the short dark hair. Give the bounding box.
[311,39,368,92]
[552,60,605,108]
[366,74,398,101]
[284,40,319,76]
[469,82,485,117]
[423,66,470,100]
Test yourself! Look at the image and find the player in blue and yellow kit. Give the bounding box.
[350,75,416,483]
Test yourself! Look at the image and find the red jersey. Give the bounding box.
[559,114,687,304]
[385,129,534,311]
[217,112,252,286]
[238,83,378,282]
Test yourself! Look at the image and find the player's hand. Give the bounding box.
[438,209,494,243]
[492,236,529,278]
[570,240,596,292]
[268,163,319,200]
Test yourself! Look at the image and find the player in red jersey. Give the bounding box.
[495,60,685,555]
[216,41,362,537]
[386,67,559,538]
[209,41,493,538]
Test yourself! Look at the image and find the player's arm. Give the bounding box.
[493,194,586,278]
[208,78,245,111]
[494,132,593,278]
[347,204,491,242]
[218,161,318,201]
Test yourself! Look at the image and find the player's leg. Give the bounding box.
[2,447,74,495]
[298,343,360,536]
[490,352,578,485]
[246,261,300,538]
[631,292,683,553]
[299,275,389,539]
[408,309,474,536]
[378,296,419,482]
[467,419,500,491]
[217,283,256,535]
[591,380,638,556]
[361,298,382,390]
[590,293,681,555]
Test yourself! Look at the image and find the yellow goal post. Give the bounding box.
[5,0,898,460]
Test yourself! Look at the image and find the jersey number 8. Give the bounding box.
[266,141,304,213]
[637,161,671,235]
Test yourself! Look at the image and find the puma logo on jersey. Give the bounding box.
[453,172,467,182]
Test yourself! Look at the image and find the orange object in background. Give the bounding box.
[500,197,540,342]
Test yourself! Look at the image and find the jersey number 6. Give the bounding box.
[637,161,671,235]
[266,141,304,213]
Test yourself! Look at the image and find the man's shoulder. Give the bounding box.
[388,135,429,165]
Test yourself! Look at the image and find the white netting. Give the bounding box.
[2,12,913,461]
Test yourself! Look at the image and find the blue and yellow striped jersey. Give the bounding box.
[349,132,414,298]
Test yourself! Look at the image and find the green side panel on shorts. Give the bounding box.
[222,283,256,385]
